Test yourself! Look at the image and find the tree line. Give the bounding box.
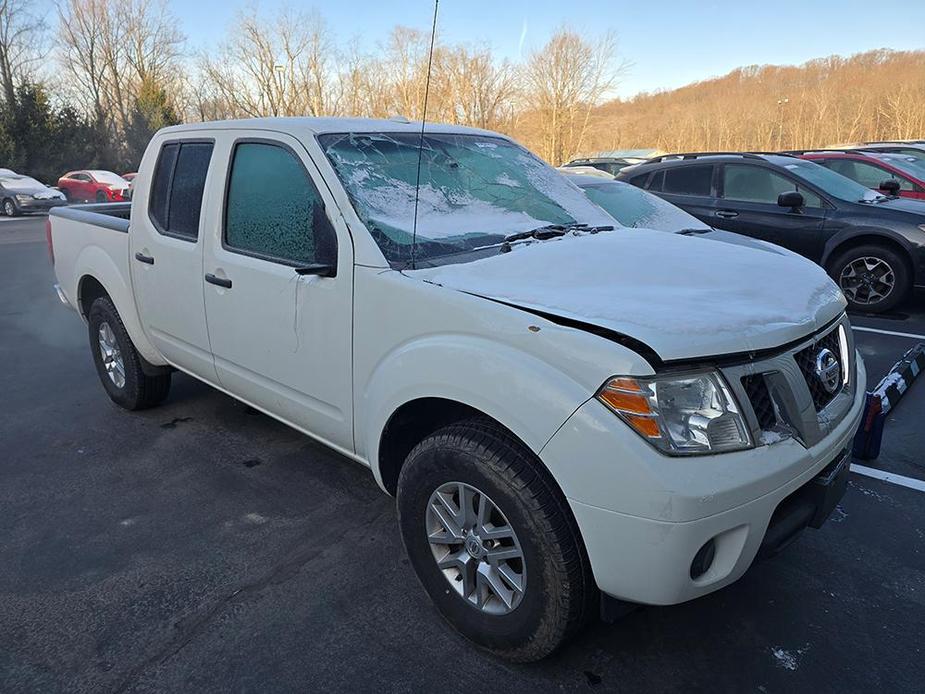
[0,0,922,185]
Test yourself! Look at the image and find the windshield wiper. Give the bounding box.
[678,227,712,235]
[500,222,615,252]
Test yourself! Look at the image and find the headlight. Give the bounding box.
[596,371,752,455]
[15,194,31,202]
[918,224,925,233]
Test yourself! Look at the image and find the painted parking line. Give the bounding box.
[851,463,925,493]
[852,326,925,341]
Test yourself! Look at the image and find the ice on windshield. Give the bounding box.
[581,181,708,232]
[318,131,614,265]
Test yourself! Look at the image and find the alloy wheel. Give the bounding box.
[98,321,126,388]
[426,481,526,615]
[839,256,895,306]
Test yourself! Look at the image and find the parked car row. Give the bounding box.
[608,150,925,313]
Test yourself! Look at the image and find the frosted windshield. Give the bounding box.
[581,181,709,231]
[319,132,614,266]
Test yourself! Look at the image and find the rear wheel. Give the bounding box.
[829,244,910,313]
[88,296,171,410]
[397,419,593,662]
[3,198,17,216]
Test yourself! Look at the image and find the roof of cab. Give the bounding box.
[157,116,503,139]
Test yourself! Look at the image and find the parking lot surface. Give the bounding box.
[1,216,923,693]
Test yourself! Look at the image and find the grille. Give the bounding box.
[794,328,843,411]
[742,374,777,430]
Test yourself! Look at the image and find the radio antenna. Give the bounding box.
[410,0,439,270]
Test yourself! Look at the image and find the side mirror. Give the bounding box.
[879,179,901,195]
[778,191,804,210]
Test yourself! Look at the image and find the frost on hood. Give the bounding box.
[318,131,614,265]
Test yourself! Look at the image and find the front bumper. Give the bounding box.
[540,353,866,605]
[15,198,67,212]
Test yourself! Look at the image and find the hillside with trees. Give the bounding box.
[577,49,925,158]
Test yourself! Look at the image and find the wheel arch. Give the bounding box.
[822,229,914,276]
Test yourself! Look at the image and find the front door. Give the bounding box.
[714,163,828,261]
[130,138,217,379]
[201,133,354,452]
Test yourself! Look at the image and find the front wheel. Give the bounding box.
[397,420,593,661]
[95,190,107,203]
[3,198,17,216]
[829,244,910,314]
[88,296,171,410]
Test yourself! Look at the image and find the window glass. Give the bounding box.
[628,172,650,188]
[167,143,212,238]
[225,142,332,265]
[723,164,822,207]
[661,165,713,196]
[581,182,709,232]
[645,170,664,191]
[318,132,612,266]
[149,143,179,231]
[827,159,913,191]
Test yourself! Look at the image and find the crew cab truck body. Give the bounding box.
[50,118,866,661]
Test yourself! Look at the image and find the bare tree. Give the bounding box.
[438,45,518,130]
[0,0,48,107]
[200,7,337,118]
[522,27,624,164]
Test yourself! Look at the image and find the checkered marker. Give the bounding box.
[853,342,925,460]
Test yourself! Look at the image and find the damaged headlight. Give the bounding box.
[596,371,752,455]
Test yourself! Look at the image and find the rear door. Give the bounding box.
[130,137,217,380]
[645,163,717,224]
[200,132,354,451]
[821,158,925,200]
[714,163,828,260]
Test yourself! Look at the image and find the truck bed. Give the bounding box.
[49,201,161,363]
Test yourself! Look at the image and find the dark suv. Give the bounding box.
[616,152,925,313]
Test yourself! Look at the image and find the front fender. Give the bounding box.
[360,334,598,489]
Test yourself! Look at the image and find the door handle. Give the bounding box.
[205,273,232,289]
[715,210,739,219]
[134,252,155,265]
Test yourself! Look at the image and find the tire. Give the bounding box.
[397,419,594,662]
[87,296,171,410]
[95,190,107,203]
[3,198,18,217]
[59,188,71,202]
[828,244,910,314]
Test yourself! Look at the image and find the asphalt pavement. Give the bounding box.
[1,216,923,693]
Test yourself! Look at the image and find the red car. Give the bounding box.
[794,150,925,200]
[57,170,132,203]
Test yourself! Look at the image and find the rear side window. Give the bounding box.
[224,142,335,266]
[654,165,713,196]
[148,141,213,240]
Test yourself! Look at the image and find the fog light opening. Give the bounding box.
[690,538,716,580]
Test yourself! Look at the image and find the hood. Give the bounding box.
[875,196,925,217]
[408,228,846,362]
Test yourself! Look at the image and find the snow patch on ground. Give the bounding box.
[771,644,810,671]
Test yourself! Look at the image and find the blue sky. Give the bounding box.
[50,0,925,98]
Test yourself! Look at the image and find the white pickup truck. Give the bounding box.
[50,117,865,661]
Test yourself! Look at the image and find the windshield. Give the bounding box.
[90,171,129,186]
[780,158,882,202]
[318,131,614,266]
[580,181,709,232]
[875,154,925,181]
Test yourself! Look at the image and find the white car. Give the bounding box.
[48,118,865,661]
